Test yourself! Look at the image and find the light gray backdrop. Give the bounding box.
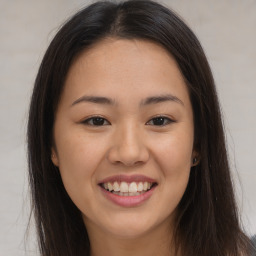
[0,0,255,255]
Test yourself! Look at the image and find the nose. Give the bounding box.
[107,124,150,167]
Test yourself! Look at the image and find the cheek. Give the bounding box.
[57,131,105,169]
[55,132,106,200]
[152,131,193,203]
[153,132,193,174]
[153,139,192,213]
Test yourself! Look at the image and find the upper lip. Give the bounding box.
[98,174,157,184]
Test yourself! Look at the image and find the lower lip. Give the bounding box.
[99,185,157,207]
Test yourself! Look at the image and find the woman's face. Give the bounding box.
[52,38,196,239]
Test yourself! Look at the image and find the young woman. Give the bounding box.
[27,0,253,255]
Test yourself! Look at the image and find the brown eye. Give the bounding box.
[82,117,110,126]
[146,116,174,126]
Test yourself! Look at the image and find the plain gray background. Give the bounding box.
[0,0,255,255]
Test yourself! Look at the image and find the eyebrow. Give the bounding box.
[140,94,184,107]
[71,94,184,107]
[71,96,115,106]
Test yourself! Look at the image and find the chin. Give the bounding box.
[101,213,166,239]
[108,224,152,239]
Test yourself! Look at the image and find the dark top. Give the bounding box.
[251,235,256,256]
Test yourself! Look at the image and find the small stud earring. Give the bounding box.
[51,153,56,159]
[193,157,197,165]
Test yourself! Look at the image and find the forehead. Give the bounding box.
[62,38,190,108]
[69,38,181,80]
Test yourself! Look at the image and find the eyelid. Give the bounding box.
[81,115,111,126]
[146,115,176,126]
[80,115,175,126]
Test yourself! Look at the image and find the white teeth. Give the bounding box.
[102,181,154,194]
[128,182,137,193]
[137,182,143,192]
[112,191,141,196]
[120,182,129,193]
[108,182,113,191]
[143,182,148,191]
[129,192,140,196]
[113,181,120,192]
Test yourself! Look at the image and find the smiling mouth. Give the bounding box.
[100,181,157,196]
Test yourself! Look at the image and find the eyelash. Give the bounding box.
[81,116,175,127]
[81,116,110,126]
[146,116,175,126]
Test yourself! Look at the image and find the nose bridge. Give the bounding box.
[107,121,149,166]
[120,122,141,151]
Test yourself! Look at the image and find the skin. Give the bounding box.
[52,38,197,256]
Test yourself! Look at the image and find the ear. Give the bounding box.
[51,147,59,166]
[191,150,200,167]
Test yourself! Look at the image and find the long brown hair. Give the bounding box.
[27,0,251,255]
